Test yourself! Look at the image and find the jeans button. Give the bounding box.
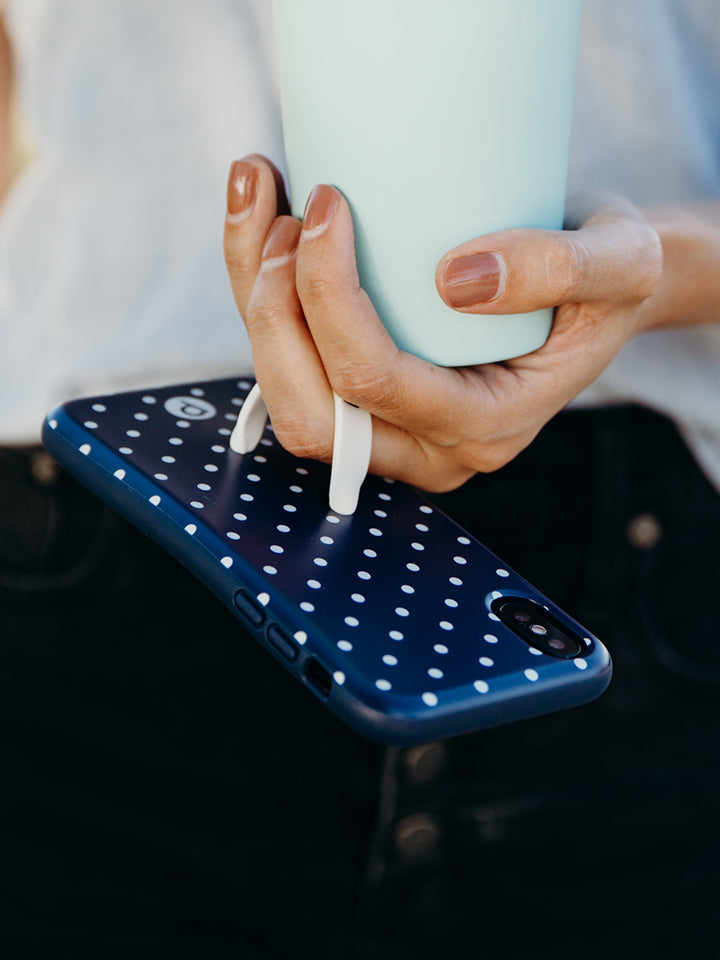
[393,813,442,862]
[626,512,662,549]
[403,742,447,784]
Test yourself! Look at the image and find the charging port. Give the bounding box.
[303,658,332,698]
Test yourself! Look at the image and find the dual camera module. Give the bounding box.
[491,597,584,659]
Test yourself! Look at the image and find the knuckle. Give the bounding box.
[329,357,399,412]
[545,232,589,304]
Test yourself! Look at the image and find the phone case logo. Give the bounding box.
[163,396,217,420]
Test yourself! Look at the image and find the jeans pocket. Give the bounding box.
[637,499,720,685]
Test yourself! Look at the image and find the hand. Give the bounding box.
[224,155,662,492]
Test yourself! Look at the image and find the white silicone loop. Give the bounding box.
[230,382,269,454]
[329,392,372,516]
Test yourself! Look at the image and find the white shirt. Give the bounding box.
[2,0,719,491]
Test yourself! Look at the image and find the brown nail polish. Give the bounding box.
[444,252,503,307]
[227,160,258,218]
[262,217,300,262]
[302,184,338,235]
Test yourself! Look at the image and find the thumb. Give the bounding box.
[435,199,662,315]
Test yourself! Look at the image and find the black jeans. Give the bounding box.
[1,405,718,959]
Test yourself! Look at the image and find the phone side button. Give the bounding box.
[266,624,299,663]
[233,590,267,629]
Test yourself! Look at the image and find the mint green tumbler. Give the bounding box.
[272,0,583,366]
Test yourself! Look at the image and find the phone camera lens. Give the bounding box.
[491,598,583,660]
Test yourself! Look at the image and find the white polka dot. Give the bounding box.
[406,563,420,573]
[270,544,284,554]
[204,464,219,473]
[238,380,252,390]
[260,438,272,446]
[422,692,438,707]
[211,445,226,454]
[300,601,315,612]
[277,524,291,533]
[574,658,588,670]
[411,542,425,551]
[378,493,391,501]
[224,413,237,421]
[488,613,500,622]
[434,644,449,655]
[524,669,539,682]
[389,631,404,641]
[263,565,277,575]
[419,505,433,515]
[283,504,297,513]
[314,557,328,567]
[374,509,387,518]
[369,528,383,537]
[474,680,489,694]
[444,598,458,608]
[395,607,410,618]
[190,501,204,509]
[257,593,270,606]
[382,654,398,666]
[439,621,454,631]
[484,634,498,644]
[364,549,377,558]
[169,437,183,445]
[344,616,359,627]
[221,557,233,569]
[294,630,307,644]
[226,532,240,540]
[189,388,204,397]
[176,420,190,428]
[134,412,149,421]
[198,483,211,491]
[401,584,415,595]
[529,647,542,656]
[149,495,161,506]
[119,447,133,455]
[91,404,107,413]
[127,429,140,438]
[290,484,303,494]
[161,455,175,464]
[450,576,463,586]
[79,444,91,455]
[333,671,346,686]
[428,668,444,679]
[83,420,98,430]
[113,469,126,480]
[253,454,267,463]
[357,571,371,581]
[154,473,168,481]
[185,524,197,535]
[307,580,322,590]
[479,657,494,667]
[48,419,58,430]
[338,640,353,651]
[320,536,334,545]
[218,428,232,436]
[496,568,510,578]
[247,474,261,482]
[415,523,429,533]
[376,679,392,691]
[351,593,365,603]
[490,590,502,600]
[234,513,247,522]
[453,556,467,565]
[241,493,254,502]
[457,536,471,545]
[142,395,157,404]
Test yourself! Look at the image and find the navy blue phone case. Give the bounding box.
[43,377,611,745]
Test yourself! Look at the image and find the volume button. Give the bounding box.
[233,590,266,629]
[266,624,299,662]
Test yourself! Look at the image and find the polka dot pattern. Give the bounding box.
[48,377,602,729]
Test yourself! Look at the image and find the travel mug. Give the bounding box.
[272,0,583,366]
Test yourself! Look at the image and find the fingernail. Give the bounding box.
[302,185,338,238]
[443,252,504,307]
[227,159,258,221]
[261,217,300,266]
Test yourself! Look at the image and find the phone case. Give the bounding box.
[42,377,611,745]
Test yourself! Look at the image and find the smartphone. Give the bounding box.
[42,376,611,745]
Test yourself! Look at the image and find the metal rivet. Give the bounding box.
[626,513,662,550]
